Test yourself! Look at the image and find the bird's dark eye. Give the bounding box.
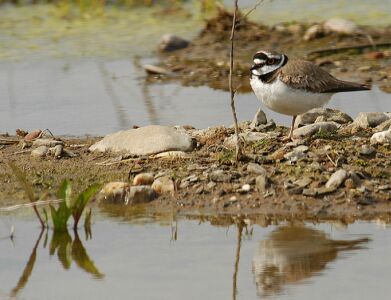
[267,58,276,65]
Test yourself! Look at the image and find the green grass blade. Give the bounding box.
[72,183,101,230]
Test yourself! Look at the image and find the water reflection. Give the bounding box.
[1,58,390,135]
[10,228,103,298]
[252,226,370,298]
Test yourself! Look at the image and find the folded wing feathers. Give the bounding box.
[279,60,371,94]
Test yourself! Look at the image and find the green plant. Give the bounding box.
[49,180,72,232]
[71,183,101,230]
[50,180,101,231]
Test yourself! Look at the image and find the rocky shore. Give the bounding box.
[1,108,390,222]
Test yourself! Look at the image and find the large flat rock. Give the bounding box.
[89,125,195,155]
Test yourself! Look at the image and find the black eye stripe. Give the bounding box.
[253,53,268,60]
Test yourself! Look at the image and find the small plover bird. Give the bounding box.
[250,50,370,139]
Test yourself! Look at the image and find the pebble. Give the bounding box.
[353,112,390,128]
[158,34,189,52]
[98,182,128,203]
[89,125,195,156]
[255,175,269,193]
[359,145,376,156]
[375,119,391,132]
[31,146,48,158]
[24,130,42,142]
[284,149,307,162]
[325,169,348,190]
[250,108,267,129]
[209,170,232,182]
[152,176,175,194]
[303,24,324,41]
[241,184,251,192]
[295,108,352,127]
[246,163,267,175]
[224,132,271,148]
[126,186,157,204]
[144,64,169,75]
[323,18,359,35]
[293,122,340,139]
[293,178,312,188]
[153,151,189,159]
[33,138,64,147]
[133,173,155,186]
[370,129,391,145]
[53,144,63,159]
[303,187,335,196]
[207,181,217,189]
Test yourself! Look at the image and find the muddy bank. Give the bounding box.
[152,7,391,93]
[1,111,390,222]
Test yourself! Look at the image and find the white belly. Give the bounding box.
[250,77,333,116]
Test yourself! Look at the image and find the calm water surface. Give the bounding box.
[0,58,389,135]
[0,213,390,300]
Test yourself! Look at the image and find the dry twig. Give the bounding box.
[229,0,241,162]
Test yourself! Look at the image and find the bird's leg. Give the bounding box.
[283,116,296,141]
[288,115,297,139]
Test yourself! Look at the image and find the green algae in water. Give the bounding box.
[0,3,208,61]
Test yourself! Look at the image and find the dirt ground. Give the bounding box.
[1,122,390,223]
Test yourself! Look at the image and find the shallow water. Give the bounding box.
[0,213,390,300]
[0,58,389,135]
[1,3,391,135]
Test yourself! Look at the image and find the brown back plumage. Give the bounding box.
[277,60,370,93]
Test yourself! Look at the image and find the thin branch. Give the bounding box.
[229,0,241,162]
[240,0,266,20]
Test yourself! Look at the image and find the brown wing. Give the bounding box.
[279,60,370,93]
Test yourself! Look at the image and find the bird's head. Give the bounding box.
[251,50,288,78]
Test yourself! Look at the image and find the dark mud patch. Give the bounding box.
[152,7,391,94]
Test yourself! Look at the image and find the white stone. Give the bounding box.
[33,138,64,147]
[370,129,391,145]
[323,18,358,35]
[303,24,324,41]
[293,122,340,139]
[89,125,194,156]
[325,169,348,189]
[153,151,189,159]
[241,184,251,192]
[353,112,390,128]
[31,146,48,157]
[250,108,267,129]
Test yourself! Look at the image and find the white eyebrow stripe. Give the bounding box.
[254,58,265,65]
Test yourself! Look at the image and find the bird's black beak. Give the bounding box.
[250,64,258,71]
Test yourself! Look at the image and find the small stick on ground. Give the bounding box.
[229,0,241,162]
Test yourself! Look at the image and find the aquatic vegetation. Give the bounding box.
[49,180,101,231]
[8,163,100,231]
